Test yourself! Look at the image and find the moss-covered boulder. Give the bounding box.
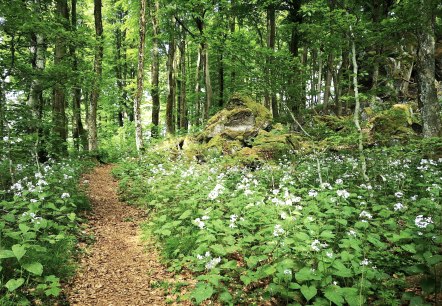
[369,103,420,143]
[199,94,272,143]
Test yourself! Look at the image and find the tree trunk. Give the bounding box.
[351,34,369,181]
[416,1,442,137]
[204,44,212,120]
[316,49,323,106]
[267,5,278,118]
[150,0,160,137]
[114,2,126,127]
[89,0,103,151]
[71,0,86,151]
[134,0,146,151]
[194,45,202,126]
[166,32,176,134]
[53,0,69,156]
[178,37,187,131]
[323,52,334,110]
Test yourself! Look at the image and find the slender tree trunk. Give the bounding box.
[267,5,278,117]
[178,37,187,131]
[229,0,236,94]
[204,44,212,120]
[316,49,323,106]
[166,32,176,134]
[134,0,146,151]
[71,0,86,151]
[323,52,333,110]
[194,45,202,126]
[114,2,126,127]
[218,51,224,107]
[150,0,160,137]
[351,32,369,181]
[89,0,103,151]
[53,0,69,156]
[416,1,442,137]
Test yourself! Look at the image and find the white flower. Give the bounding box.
[3,136,9,141]
[283,269,292,275]
[359,210,372,220]
[321,182,332,189]
[205,257,221,270]
[205,251,211,257]
[326,251,333,258]
[30,199,38,203]
[280,212,287,220]
[336,189,350,199]
[415,215,433,229]
[196,254,204,260]
[201,215,210,221]
[194,218,205,229]
[308,190,318,197]
[394,192,403,198]
[293,196,302,203]
[273,224,285,237]
[393,203,404,211]
[272,189,279,195]
[410,195,418,201]
[347,230,357,237]
[61,192,70,199]
[360,258,371,266]
[335,179,343,184]
[208,183,224,200]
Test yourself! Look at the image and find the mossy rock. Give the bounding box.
[370,103,419,143]
[250,130,304,159]
[205,135,242,155]
[199,94,272,142]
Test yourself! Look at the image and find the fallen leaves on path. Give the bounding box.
[65,165,190,306]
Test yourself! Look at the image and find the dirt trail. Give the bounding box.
[66,165,185,306]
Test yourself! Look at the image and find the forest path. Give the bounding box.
[66,165,185,306]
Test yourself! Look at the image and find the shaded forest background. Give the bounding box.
[1,0,441,162]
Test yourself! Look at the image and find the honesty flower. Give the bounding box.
[311,239,328,252]
[337,189,350,198]
[415,215,433,229]
[393,203,404,211]
[273,224,285,237]
[194,218,205,229]
[360,258,371,266]
[394,192,403,198]
[308,190,318,197]
[61,192,70,199]
[335,178,343,184]
[359,210,372,220]
[283,269,292,275]
[205,257,221,270]
[208,183,224,200]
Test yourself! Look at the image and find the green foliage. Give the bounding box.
[0,158,91,304]
[116,141,442,305]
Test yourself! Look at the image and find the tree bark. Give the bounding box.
[194,45,202,126]
[351,33,369,181]
[416,0,442,137]
[267,5,278,118]
[150,0,160,137]
[166,30,176,134]
[89,0,103,151]
[178,37,187,131]
[323,52,334,110]
[134,0,146,151]
[316,49,323,106]
[204,44,212,120]
[71,0,86,151]
[52,0,69,156]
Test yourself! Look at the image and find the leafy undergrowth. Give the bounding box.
[0,158,93,305]
[114,139,442,305]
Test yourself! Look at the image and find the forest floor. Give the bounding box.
[64,165,190,306]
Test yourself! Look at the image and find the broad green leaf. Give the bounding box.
[179,210,192,220]
[301,285,317,301]
[0,249,15,259]
[5,278,25,292]
[12,244,26,261]
[324,286,344,305]
[191,283,213,304]
[401,244,416,254]
[240,275,252,285]
[45,286,61,297]
[19,223,30,233]
[295,267,321,282]
[68,213,76,221]
[210,244,227,256]
[23,262,43,276]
